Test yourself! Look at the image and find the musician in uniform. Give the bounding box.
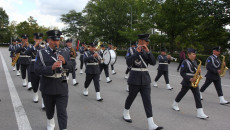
[64,39,79,86]
[9,38,17,71]
[34,30,71,130]
[200,47,229,104]
[25,33,45,109]
[98,44,112,83]
[79,42,88,74]
[123,34,163,130]
[16,39,21,76]
[83,42,103,101]
[152,49,173,90]
[172,48,208,119]
[124,41,136,79]
[16,34,32,90]
[107,43,116,75]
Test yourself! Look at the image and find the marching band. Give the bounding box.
[6,31,229,130]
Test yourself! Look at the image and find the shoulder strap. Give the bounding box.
[38,50,46,67]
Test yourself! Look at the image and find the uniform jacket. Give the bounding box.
[84,51,100,74]
[205,55,221,80]
[157,54,171,71]
[25,44,43,72]
[126,49,156,85]
[9,44,16,57]
[180,59,197,87]
[34,47,71,95]
[15,43,31,65]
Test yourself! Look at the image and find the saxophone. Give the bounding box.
[220,55,229,77]
[11,53,20,66]
[191,59,203,88]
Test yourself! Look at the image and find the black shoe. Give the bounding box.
[155,126,164,130]
[123,117,132,123]
[107,80,112,83]
[42,107,46,111]
[33,101,39,103]
[112,72,116,75]
[73,82,79,86]
[97,98,103,102]
[220,102,230,105]
[22,85,26,87]
[28,87,32,91]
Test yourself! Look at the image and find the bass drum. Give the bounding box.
[103,50,117,65]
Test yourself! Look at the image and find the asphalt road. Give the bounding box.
[0,47,229,130]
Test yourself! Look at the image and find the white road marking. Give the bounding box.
[0,51,32,130]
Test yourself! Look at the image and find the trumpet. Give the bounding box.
[170,57,177,61]
[39,41,46,48]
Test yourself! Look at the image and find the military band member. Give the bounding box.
[25,33,45,109]
[200,47,229,104]
[16,34,32,90]
[172,48,208,119]
[79,42,88,74]
[123,34,163,130]
[124,41,136,79]
[107,43,116,75]
[9,38,17,71]
[83,42,103,101]
[98,44,112,83]
[152,49,173,90]
[65,39,79,86]
[16,39,21,76]
[34,30,71,130]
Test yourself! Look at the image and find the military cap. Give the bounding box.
[34,33,43,39]
[138,34,150,42]
[21,34,29,39]
[46,30,62,41]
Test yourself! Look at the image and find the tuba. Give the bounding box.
[220,55,228,77]
[191,59,203,88]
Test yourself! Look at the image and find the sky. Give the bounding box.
[0,0,89,29]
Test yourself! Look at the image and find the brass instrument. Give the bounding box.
[191,59,203,88]
[11,53,20,66]
[94,41,104,63]
[220,55,228,77]
[170,57,177,61]
[70,47,77,58]
[39,41,46,48]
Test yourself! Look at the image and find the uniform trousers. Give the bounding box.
[155,70,169,84]
[200,78,223,96]
[175,86,202,108]
[21,64,31,82]
[66,60,76,79]
[84,74,100,92]
[100,64,109,77]
[80,57,84,70]
[125,67,131,75]
[125,84,153,118]
[31,72,40,93]
[16,63,20,71]
[42,93,68,130]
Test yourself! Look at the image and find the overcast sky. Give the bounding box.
[0,0,89,29]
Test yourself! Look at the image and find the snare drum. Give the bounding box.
[103,50,117,65]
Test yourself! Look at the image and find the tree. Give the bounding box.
[60,10,85,38]
[0,7,9,43]
[16,16,49,43]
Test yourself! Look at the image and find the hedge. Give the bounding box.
[116,50,230,68]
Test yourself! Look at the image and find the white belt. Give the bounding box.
[186,73,195,76]
[71,58,76,60]
[31,59,35,61]
[87,63,99,65]
[45,74,62,78]
[20,55,31,58]
[131,68,148,71]
[159,63,168,64]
